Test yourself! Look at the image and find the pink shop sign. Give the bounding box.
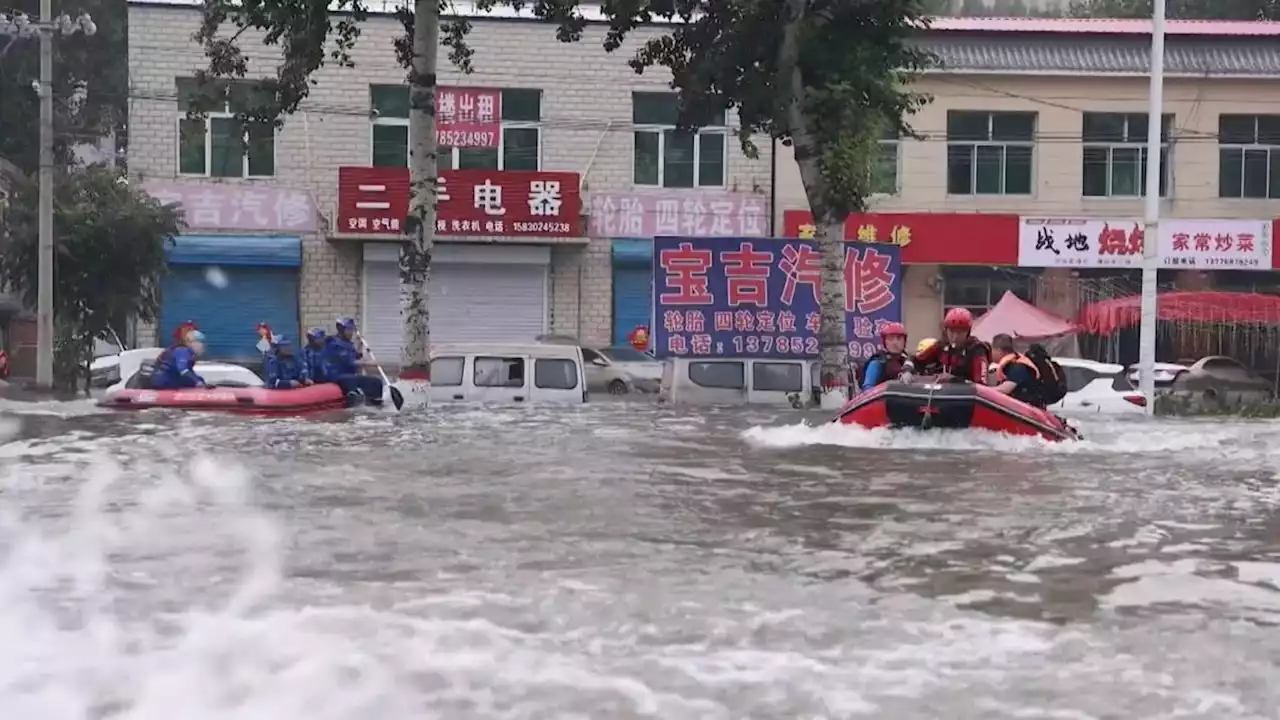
[142,181,319,233]
[589,191,768,238]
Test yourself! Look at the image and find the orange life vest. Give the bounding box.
[994,352,1040,384]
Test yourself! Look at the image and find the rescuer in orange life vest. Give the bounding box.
[901,307,990,383]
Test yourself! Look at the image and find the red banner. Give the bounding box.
[781,210,1019,265]
[437,87,500,148]
[337,166,582,238]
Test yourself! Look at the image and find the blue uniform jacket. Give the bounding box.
[322,336,362,377]
[153,346,204,389]
[264,352,310,389]
[861,359,886,391]
[302,346,328,382]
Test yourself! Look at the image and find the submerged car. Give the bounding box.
[597,346,662,392]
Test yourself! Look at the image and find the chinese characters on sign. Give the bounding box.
[436,87,501,148]
[1018,218,1272,270]
[337,167,582,238]
[589,191,768,238]
[142,181,318,233]
[780,209,1022,266]
[651,236,903,360]
[795,218,913,247]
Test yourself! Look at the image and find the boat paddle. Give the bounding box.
[355,334,406,411]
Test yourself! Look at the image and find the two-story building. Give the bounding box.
[777,18,1280,344]
[127,0,771,360]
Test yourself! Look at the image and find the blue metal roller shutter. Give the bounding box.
[160,235,302,361]
[611,239,652,347]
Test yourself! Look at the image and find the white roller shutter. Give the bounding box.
[362,243,548,358]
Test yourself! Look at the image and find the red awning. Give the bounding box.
[1076,291,1280,334]
[973,291,1077,342]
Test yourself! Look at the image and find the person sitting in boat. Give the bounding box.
[264,337,312,389]
[989,333,1045,407]
[303,328,329,382]
[903,307,990,383]
[324,317,385,406]
[860,322,911,390]
[914,337,944,375]
[152,329,208,389]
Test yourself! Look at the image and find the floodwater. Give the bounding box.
[0,398,1277,719]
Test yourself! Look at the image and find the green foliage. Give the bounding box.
[0,0,127,174]
[1068,0,1280,19]
[0,167,182,389]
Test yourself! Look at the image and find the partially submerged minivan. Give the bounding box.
[658,357,821,407]
[425,343,587,404]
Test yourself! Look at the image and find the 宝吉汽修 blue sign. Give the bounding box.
[651,236,903,360]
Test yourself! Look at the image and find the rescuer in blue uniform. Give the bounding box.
[153,329,208,389]
[324,317,384,405]
[263,336,312,389]
[302,328,328,382]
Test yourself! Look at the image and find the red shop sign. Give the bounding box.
[781,210,1020,265]
[337,167,583,238]
[437,87,501,148]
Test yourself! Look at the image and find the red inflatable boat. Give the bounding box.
[836,379,1079,441]
[99,383,350,415]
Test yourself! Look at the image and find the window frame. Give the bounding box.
[751,361,805,393]
[630,92,728,189]
[873,128,900,196]
[945,110,1036,196]
[687,360,745,390]
[473,355,526,388]
[175,79,278,179]
[1217,113,1280,199]
[368,86,543,171]
[533,358,580,390]
[1081,112,1172,198]
[941,268,1035,318]
[430,356,465,387]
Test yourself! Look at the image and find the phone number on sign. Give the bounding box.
[513,221,572,234]
[436,129,498,147]
[733,336,819,355]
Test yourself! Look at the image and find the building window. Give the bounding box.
[176,78,276,178]
[1082,113,1171,198]
[369,87,542,171]
[942,268,1035,318]
[632,92,727,188]
[1218,114,1280,199]
[873,125,899,195]
[945,110,1035,195]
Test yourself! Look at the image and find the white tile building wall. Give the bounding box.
[127,1,773,345]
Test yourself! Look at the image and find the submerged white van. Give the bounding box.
[425,343,587,404]
[659,357,821,407]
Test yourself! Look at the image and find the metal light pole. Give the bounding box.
[0,9,96,388]
[1138,0,1166,415]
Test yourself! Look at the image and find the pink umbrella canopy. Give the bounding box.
[972,291,1078,342]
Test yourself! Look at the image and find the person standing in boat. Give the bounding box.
[324,317,385,406]
[263,337,312,389]
[859,322,911,391]
[152,329,208,389]
[902,308,989,383]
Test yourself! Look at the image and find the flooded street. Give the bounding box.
[0,400,1277,719]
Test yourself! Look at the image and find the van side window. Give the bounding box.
[753,362,803,392]
[431,356,464,387]
[688,361,745,389]
[475,356,525,387]
[534,358,578,389]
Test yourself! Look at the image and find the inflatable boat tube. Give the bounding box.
[836,379,1079,442]
[99,383,350,415]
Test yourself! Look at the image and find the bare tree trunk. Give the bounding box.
[780,0,848,410]
[401,0,439,377]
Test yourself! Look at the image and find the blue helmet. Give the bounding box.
[336,317,356,331]
[306,327,326,341]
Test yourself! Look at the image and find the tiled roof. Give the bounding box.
[918,35,1280,76]
[927,17,1280,37]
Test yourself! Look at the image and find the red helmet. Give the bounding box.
[943,307,974,330]
[879,322,907,339]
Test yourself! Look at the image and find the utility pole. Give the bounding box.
[37,0,53,389]
[0,9,95,388]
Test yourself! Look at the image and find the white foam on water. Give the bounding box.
[0,397,104,418]
[740,417,1280,459]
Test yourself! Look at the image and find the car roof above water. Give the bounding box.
[431,343,584,359]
